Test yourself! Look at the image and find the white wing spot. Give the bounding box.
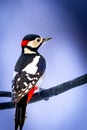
[21,95,24,98]
[16,85,19,89]
[23,82,28,86]
[28,83,32,89]
[37,73,40,75]
[25,74,29,77]
[32,81,36,85]
[35,77,38,80]
[22,88,26,91]
[17,78,20,81]
[25,89,29,93]
[27,76,33,81]
[18,93,22,97]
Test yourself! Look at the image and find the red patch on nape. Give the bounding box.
[21,40,29,47]
[27,86,38,104]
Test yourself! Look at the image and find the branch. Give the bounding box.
[0,74,87,110]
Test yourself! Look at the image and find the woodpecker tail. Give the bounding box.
[15,95,27,130]
[14,86,38,130]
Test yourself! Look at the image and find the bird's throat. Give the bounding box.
[24,47,36,54]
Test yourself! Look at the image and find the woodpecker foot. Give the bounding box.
[38,88,49,101]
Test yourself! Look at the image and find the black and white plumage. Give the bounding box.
[11,34,52,130]
[12,53,46,103]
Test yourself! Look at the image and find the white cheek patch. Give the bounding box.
[27,40,41,48]
[22,56,40,74]
[27,41,34,47]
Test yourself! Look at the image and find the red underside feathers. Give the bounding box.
[27,86,38,103]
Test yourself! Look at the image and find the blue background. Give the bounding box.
[0,0,87,130]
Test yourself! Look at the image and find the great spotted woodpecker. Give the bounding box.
[11,34,52,130]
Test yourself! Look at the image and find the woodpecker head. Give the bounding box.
[21,34,52,53]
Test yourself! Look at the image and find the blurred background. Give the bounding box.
[0,0,87,130]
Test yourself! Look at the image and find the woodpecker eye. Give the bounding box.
[36,38,41,42]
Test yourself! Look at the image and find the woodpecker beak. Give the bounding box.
[42,37,52,43]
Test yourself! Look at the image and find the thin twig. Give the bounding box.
[0,74,87,110]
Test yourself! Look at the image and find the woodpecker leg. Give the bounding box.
[38,88,49,101]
